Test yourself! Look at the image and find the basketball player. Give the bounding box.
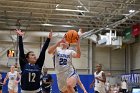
[41,68,53,93]
[3,65,21,93]
[90,64,106,93]
[48,37,81,93]
[59,74,87,93]
[16,29,52,93]
[0,73,4,93]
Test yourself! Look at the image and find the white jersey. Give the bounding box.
[54,47,78,92]
[54,47,76,74]
[121,81,127,89]
[8,71,18,85]
[7,71,18,92]
[94,71,106,93]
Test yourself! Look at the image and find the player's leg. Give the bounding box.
[66,76,77,93]
[8,89,14,93]
[0,86,2,93]
[94,91,99,93]
[62,90,68,93]
[8,85,14,93]
[13,86,18,93]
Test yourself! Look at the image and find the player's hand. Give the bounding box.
[78,28,83,36]
[16,29,25,36]
[48,29,52,39]
[0,82,4,85]
[59,36,66,44]
[84,90,88,93]
[77,36,80,44]
[95,76,101,80]
[3,81,6,85]
[90,84,93,88]
[15,80,19,84]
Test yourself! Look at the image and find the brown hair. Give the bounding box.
[25,51,34,58]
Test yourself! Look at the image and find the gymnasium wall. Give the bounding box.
[131,42,140,72]
[92,44,126,75]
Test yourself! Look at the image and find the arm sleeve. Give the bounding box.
[71,50,76,56]
[19,36,26,70]
[36,38,50,68]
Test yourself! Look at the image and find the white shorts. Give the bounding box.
[95,86,106,93]
[8,83,18,92]
[57,69,78,92]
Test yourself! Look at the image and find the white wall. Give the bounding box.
[131,42,140,71]
[92,45,126,76]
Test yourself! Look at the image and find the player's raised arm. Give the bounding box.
[16,29,27,70]
[72,37,81,58]
[36,31,52,68]
[48,38,65,54]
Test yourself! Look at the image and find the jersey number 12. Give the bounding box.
[29,73,36,82]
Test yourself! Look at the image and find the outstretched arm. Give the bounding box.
[16,29,26,70]
[48,38,65,54]
[3,73,9,85]
[16,72,21,83]
[0,77,4,85]
[36,31,52,68]
[77,77,87,93]
[90,77,95,88]
[72,38,81,58]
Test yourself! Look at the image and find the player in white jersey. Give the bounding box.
[3,65,21,93]
[90,64,106,93]
[48,37,81,93]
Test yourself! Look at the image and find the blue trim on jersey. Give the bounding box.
[53,55,55,67]
[69,70,76,78]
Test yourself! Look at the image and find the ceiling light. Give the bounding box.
[61,25,74,27]
[55,8,88,13]
[77,6,82,8]
[129,10,135,13]
[42,24,53,26]
[41,24,74,27]
[56,4,59,8]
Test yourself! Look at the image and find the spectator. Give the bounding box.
[0,73,4,93]
[121,80,128,93]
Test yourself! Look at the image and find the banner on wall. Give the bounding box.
[132,23,140,37]
[123,28,135,43]
[121,73,140,84]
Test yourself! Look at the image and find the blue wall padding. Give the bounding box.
[1,73,94,93]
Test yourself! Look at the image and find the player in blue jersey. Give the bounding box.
[41,68,53,93]
[0,73,4,93]
[16,29,52,93]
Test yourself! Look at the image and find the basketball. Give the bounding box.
[65,30,79,43]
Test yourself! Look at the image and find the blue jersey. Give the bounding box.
[21,64,42,90]
[41,74,52,89]
[19,36,50,91]
[0,77,4,86]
